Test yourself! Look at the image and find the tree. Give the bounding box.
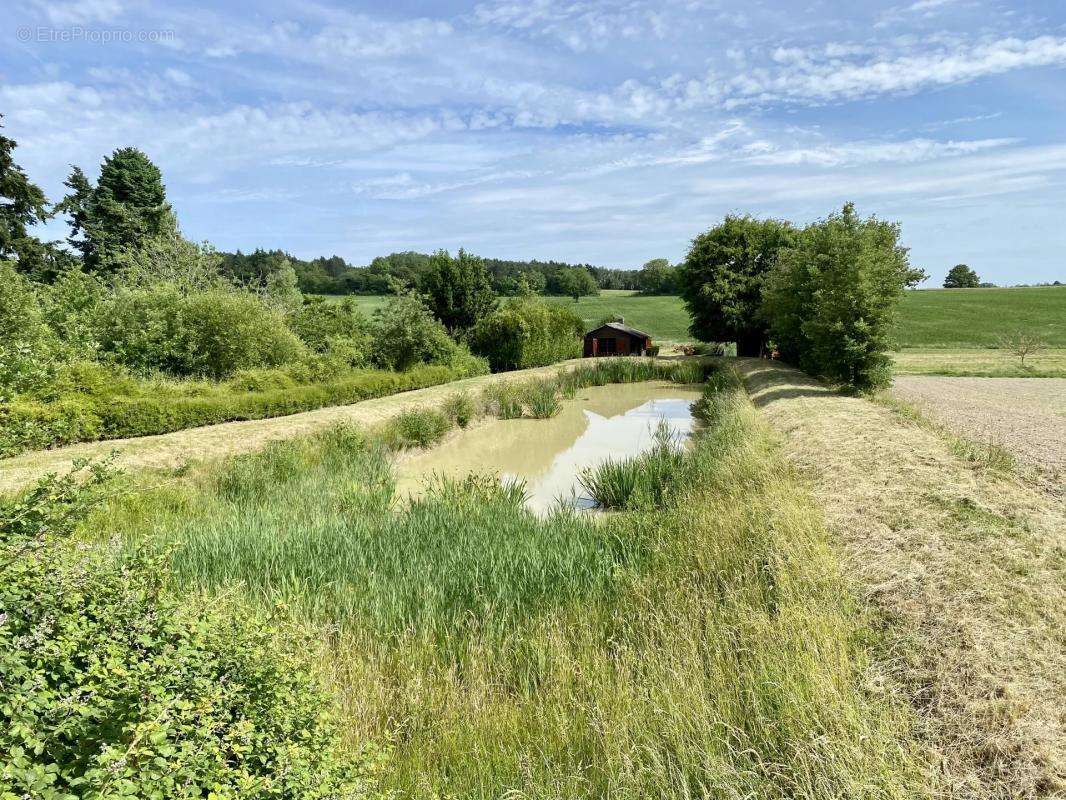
[58,147,173,273]
[421,248,497,333]
[637,258,678,295]
[763,203,925,391]
[470,297,583,371]
[552,266,598,301]
[944,263,979,288]
[677,215,796,357]
[370,291,460,371]
[0,116,53,277]
[998,331,1047,366]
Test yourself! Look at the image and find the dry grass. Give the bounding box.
[738,359,1066,799]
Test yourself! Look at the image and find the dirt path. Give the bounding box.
[737,359,1065,799]
[891,376,1066,481]
[0,361,583,494]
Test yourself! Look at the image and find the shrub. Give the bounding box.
[96,287,304,379]
[470,297,583,372]
[178,290,305,378]
[0,365,462,457]
[0,262,57,397]
[37,266,106,360]
[0,465,377,800]
[288,297,371,365]
[382,408,452,449]
[370,292,459,371]
[763,203,924,391]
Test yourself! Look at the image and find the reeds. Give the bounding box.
[97,361,927,799]
[579,419,686,510]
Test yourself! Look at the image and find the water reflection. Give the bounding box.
[393,381,701,513]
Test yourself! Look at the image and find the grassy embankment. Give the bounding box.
[741,359,1066,797]
[91,359,929,799]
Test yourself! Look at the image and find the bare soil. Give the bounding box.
[891,376,1066,483]
[0,361,582,494]
[738,359,1066,799]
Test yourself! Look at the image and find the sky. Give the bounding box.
[3,0,1066,285]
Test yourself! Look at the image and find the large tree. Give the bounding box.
[637,258,678,295]
[763,203,926,391]
[421,248,497,333]
[677,215,795,356]
[0,116,53,277]
[59,147,173,273]
[943,263,979,288]
[551,266,598,301]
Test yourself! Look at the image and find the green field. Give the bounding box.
[895,285,1066,348]
[337,284,1066,357]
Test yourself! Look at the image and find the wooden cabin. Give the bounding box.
[582,321,653,357]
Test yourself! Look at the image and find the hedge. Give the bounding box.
[0,364,460,458]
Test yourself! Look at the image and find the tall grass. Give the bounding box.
[579,419,685,509]
[99,362,928,799]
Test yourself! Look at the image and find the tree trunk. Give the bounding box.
[736,331,763,358]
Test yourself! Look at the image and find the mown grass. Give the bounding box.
[892,347,1066,378]
[93,361,928,799]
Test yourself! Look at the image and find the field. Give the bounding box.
[340,284,1066,354]
[895,285,1066,347]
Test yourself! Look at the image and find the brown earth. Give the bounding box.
[891,376,1066,484]
[737,359,1066,799]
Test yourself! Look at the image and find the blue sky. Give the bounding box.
[4,0,1066,284]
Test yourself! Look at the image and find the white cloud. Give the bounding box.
[743,137,1017,167]
[723,36,1066,105]
[35,0,125,25]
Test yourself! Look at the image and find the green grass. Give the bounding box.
[892,347,1066,378]
[894,285,1066,348]
[336,284,1066,352]
[91,365,929,799]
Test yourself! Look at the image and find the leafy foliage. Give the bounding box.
[0,463,379,800]
[0,262,57,397]
[763,203,924,391]
[943,263,980,288]
[95,287,304,379]
[421,248,497,333]
[470,297,583,371]
[369,291,464,371]
[549,266,599,301]
[677,214,796,356]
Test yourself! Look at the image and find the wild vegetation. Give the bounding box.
[45,362,928,799]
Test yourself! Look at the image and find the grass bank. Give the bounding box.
[741,359,1066,798]
[0,364,471,458]
[93,362,928,798]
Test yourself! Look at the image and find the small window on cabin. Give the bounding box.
[599,337,616,354]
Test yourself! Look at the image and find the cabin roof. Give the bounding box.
[585,322,651,339]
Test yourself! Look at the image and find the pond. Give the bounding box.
[393,381,703,513]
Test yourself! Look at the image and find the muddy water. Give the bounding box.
[393,381,702,513]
